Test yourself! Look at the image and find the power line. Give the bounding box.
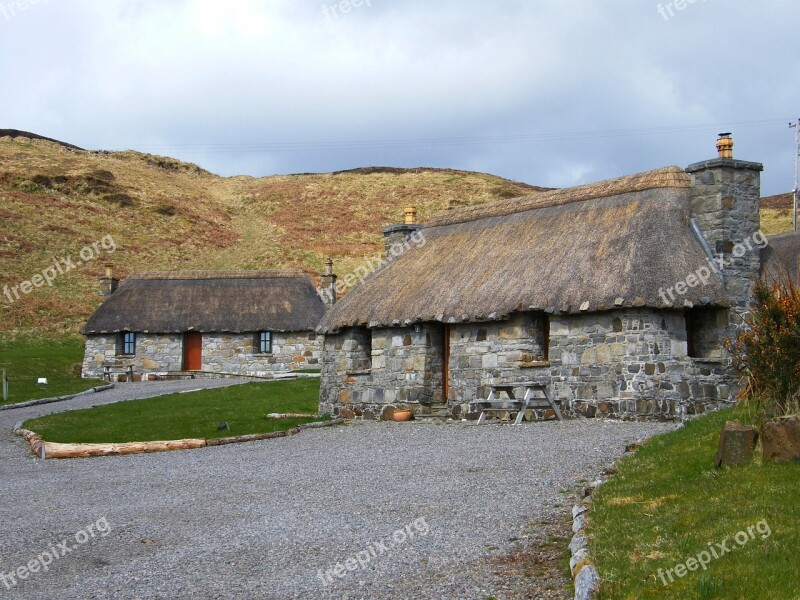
[85,118,787,155]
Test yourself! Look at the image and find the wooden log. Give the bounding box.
[14,428,46,458]
[43,438,208,459]
[207,426,302,447]
[266,413,316,419]
[14,418,344,459]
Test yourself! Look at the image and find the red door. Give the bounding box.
[183,332,203,371]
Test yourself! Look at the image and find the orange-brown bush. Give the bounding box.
[728,272,800,417]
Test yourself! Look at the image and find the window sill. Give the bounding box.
[691,358,725,364]
[346,369,372,376]
[116,354,135,358]
[520,361,551,368]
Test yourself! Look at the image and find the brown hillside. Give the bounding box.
[0,134,543,339]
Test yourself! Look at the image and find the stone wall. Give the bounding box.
[83,331,321,379]
[320,325,444,418]
[319,308,734,421]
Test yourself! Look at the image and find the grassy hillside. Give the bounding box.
[0,134,543,339]
[760,193,796,236]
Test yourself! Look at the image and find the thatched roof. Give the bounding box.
[319,167,730,333]
[762,232,800,283]
[83,271,326,334]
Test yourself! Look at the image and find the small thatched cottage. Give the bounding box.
[761,231,800,282]
[82,270,326,380]
[318,135,782,421]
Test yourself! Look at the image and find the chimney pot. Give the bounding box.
[716,132,733,159]
[404,206,417,225]
[320,257,337,307]
[99,263,118,298]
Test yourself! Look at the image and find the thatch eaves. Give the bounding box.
[83,270,326,334]
[318,167,728,333]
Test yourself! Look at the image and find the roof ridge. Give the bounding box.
[128,270,308,281]
[425,166,690,228]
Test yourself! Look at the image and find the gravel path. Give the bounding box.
[0,382,675,599]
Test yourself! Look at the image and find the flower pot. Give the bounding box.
[393,409,414,422]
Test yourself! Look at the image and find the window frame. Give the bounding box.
[256,331,273,354]
[118,332,136,356]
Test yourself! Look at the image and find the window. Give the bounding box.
[686,308,728,360]
[118,332,135,356]
[257,331,273,354]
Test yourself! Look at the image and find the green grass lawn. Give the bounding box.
[23,379,325,443]
[0,338,105,406]
[589,407,800,600]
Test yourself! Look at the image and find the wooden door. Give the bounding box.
[183,332,203,371]
[442,325,450,403]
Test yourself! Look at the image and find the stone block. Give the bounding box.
[580,348,596,365]
[715,421,758,467]
[481,354,498,368]
[762,417,800,463]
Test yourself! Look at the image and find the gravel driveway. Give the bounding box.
[0,382,675,599]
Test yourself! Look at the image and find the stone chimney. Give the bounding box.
[382,205,422,257]
[686,133,763,315]
[99,262,118,298]
[320,257,337,307]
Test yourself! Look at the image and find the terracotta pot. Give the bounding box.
[393,409,414,422]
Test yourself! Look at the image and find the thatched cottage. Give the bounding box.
[82,270,326,380]
[318,135,788,421]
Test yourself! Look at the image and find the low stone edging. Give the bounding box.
[13,418,344,459]
[569,500,600,600]
[0,384,115,411]
[568,437,655,600]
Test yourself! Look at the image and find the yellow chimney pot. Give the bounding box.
[716,132,733,159]
[404,206,417,225]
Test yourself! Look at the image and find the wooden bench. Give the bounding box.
[474,381,563,425]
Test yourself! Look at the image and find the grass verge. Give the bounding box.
[0,338,105,406]
[23,379,325,443]
[589,407,800,599]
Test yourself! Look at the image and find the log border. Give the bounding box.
[0,384,115,412]
[13,419,345,459]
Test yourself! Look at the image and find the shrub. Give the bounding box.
[153,201,178,216]
[31,174,53,189]
[103,193,135,207]
[728,272,800,418]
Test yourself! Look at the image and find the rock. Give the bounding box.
[762,416,800,463]
[715,420,757,467]
[569,533,588,555]
[572,513,586,533]
[583,479,603,498]
[574,565,600,600]
[569,548,590,576]
[572,504,588,519]
[217,422,229,431]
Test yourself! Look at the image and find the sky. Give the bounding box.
[1,0,798,195]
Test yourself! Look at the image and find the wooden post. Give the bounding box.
[2,369,8,403]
